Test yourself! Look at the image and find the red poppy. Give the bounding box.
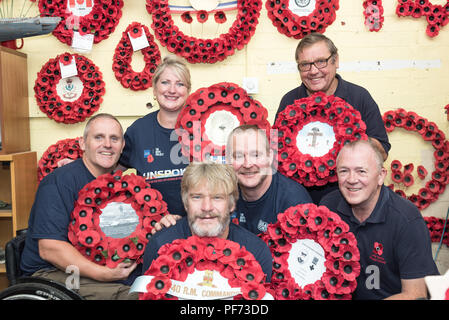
[214,11,227,24]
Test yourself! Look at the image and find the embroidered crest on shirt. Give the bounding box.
[257,219,269,233]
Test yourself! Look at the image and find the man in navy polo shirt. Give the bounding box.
[320,139,438,300]
[226,125,312,235]
[142,162,273,281]
[276,32,390,204]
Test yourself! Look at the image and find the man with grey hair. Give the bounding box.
[320,139,438,300]
[276,32,390,204]
[141,161,273,280]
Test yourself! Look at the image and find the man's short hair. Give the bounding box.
[181,162,239,210]
[226,124,271,159]
[295,32,339,62]
[83,113,123,140]
[337,138,385,171]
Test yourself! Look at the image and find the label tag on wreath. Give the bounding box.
[67,0,94,17]
[296,121,336,157]
[132,270,241,300]
[289,0,316,17]
[287,239,326,286]
[128,27,150,51]
[72,31,94,52]
[59,57,78,79]
[99,202,140,239]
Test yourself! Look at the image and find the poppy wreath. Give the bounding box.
[139,235,267,300]
[259,203,360,300]
[145,0,262,64]
[112,22,162,91]
[37,137,83,182]
[265,0,339,39]
[363,0,384,32]
[445,103,449,121]
[424,216,449,246]
[383,108,449,210]
[68,171,169,268]
[273,92,368,187]
[37,0,124,46]
[396,0,449,37]
[175,82,271,162]
[34,52,105,124]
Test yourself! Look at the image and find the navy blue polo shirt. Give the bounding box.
[320,185,439,300]
[276,74,391,204]
[231,171,312,235]
[120,111,189,217]
[142,217,273,281]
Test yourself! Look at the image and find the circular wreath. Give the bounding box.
[383,108,449,210]
[34,52,105,124]
[139,235,267,300]
[112,22,161,91]
[145,0,262,63]
[260,203,360,300]
[68,171,168,268]
[396,0,449,37]
[38,0,124,46]
[175,82,271,161]
[273,92,368,187]
[37,137,83,182]
[265,0,339,39]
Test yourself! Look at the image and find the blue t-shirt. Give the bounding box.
[232,172,312,235]
[120,111,189,216]
[320,185,439,300]
[276,74,391,204]
[142,217,273,281]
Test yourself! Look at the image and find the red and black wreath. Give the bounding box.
[265,0,339,39]
[37,0,124,46]
[273,92,368,187]
[175,82,271,162]
[424,216,449,246]
[139,236,267,300]
[260,203,360,300]
[34,52,105,124]
[383,108,449,210]
[113,22,161,91]
[68,171,168,268]
[363,0,384,32]
[145,0,262,63]
[396,0,449,37]
[37,137,83,182]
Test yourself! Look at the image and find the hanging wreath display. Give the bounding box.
[135,236,268,300]
[37,0,124,46]
[396,0,449,37]
[68,171,168,268]
[424,216,449,246]
[259,203,360,300]
[145,0,263,63]
[363,0,384,32]
[265,0,339,39]
[273,92,368,187]
[175,82,271,162]
[34,52,105,124]
[383,108,449,210]
[112,22,161,91]
[37,137,83,182]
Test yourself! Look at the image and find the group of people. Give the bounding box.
[19,33,439,300]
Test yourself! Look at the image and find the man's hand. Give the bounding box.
[57,158,74,167]
[105,261,138,282]
[151,214,182,234]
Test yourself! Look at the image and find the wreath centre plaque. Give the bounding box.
[99,202,139,239]
[296,121,336,157]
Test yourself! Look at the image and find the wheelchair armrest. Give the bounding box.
[5,229,28,286]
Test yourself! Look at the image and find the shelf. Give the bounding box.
[0,211,12,218]
[0,264,5,273]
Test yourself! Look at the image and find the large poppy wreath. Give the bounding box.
[273,92,368,187]
[260,203,360,300]
[37,137,83,183]
[68,171,168,268]
[383,108,449,210]
[34,52,105,124]
[145,0,262,63]
[265,0,339,39]
[112,21,161,91]
[139,236,267,300]
[175,82,271,162]
[37,0,124,46]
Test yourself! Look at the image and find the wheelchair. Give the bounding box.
[0,229,83,300]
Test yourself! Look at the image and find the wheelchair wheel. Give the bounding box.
[0,277,84,300]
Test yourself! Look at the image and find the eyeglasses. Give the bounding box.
[297,54,334,72]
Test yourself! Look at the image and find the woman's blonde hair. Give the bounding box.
[152,55,192,91]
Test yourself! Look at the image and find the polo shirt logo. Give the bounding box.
[369,241,386,264]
